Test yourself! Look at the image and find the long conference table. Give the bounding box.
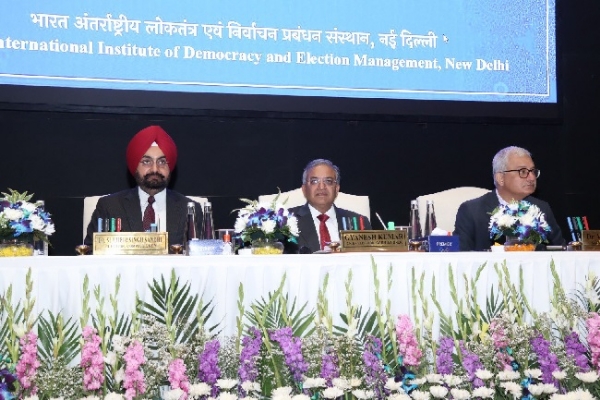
[1,252,599,337]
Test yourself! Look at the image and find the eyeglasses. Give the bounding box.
[140,158,169,168]
[502,168,541,178]
[306,177,337,186]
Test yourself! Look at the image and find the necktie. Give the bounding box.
[317,214,331,250]
[142,195,155,231]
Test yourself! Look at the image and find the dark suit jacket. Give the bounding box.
[288,203,372,253]
[84,188,203,250]
[453,191,565,251]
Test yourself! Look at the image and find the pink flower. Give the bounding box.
[80,326,105,391]
[587,313,600,369]
[16,331,40,395]
[169,358,190,399]
[395,314,422,367]
[123,340,146,400]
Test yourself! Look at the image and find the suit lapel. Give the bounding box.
[296,204,320,252]
[166,190,186,240]
[122,189,143,232]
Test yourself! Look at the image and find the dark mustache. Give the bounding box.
[144,172,165,179]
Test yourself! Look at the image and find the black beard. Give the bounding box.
[135,171,169,191]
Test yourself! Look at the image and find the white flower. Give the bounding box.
[272,387,293,400]
[291,395,310,400]
[287,216,299,236]
[189,383,212,398]
[471,387,495,399]
[349,377,362,387]
[409,378,426,386]
[332,378,351,390]
[528,384,545,397]
[552,370,567,380]
[261,219,276,234]
[409,389,431,400]
[104,393,124,400]
[500,382,522,398]
[240,381,260,393]
[163,389,184,400]
[303,377,326,389]
[388,393,412,400]
[568,389,595,400]
[111,335,125,353]
[216,379,238,390]
[347,318,358,338]
[104,351,116,366]
[523,368,542,379]
[541,384,558,394]
[385,378,402,392]
[13,322,26,338]
[113,368,124,385]
[234,214,249,233]
[585,288,600,305]
[323,387,344,399]
[3,208,23,221]
[352,390,374,399]
[474,369,494,380]
[29,214,45,231]
[218,393,237,400]
[450,388,470,400]
[498,370,521,381]
[575,371,599,383]
[425,374,443,384]
[443,375,462,386]
[429,385,448,398]
[43,222,56,235]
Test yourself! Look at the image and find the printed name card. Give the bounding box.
[427,235,460,252]
[582,230,600,251]
[93,232,169,255]
[340,230,408,252]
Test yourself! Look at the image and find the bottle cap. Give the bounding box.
[427,200,434,205]
[223,232,231,241]
[187,201,195,207]
[387,221,395,230]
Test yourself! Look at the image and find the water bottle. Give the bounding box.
[185,202,197,255]
[201,202,215,240]
[409,200,422,240]
[34,200,48,256]
[423,200,437,237]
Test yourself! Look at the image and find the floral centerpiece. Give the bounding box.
[0,189,55,256]
[489,200,551,249]
[234,193,299,254]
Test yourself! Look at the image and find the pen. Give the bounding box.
[342,218,347,230]
[576,216,584,233]
[583,216,590,230]
[352,216,358,230]
[567,217,577,242]
[359,216,365,230]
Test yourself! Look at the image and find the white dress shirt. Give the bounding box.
[138,187,167,232]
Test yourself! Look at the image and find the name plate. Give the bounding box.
[340,230,408,252]
[427,235,460,252]
[93,232,169,255]
[582,230,600,251]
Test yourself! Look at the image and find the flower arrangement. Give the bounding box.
[488,200,551,245]
[4,264,600,400]
[233,193,299,244]
[0,188,55,247]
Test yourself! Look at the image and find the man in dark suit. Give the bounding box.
[288,159,371,253]
[84,125,202,250]
[454,146,564,251]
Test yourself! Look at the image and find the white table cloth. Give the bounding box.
[1,252,599,337]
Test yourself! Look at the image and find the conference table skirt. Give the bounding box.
[1,252,599,337]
